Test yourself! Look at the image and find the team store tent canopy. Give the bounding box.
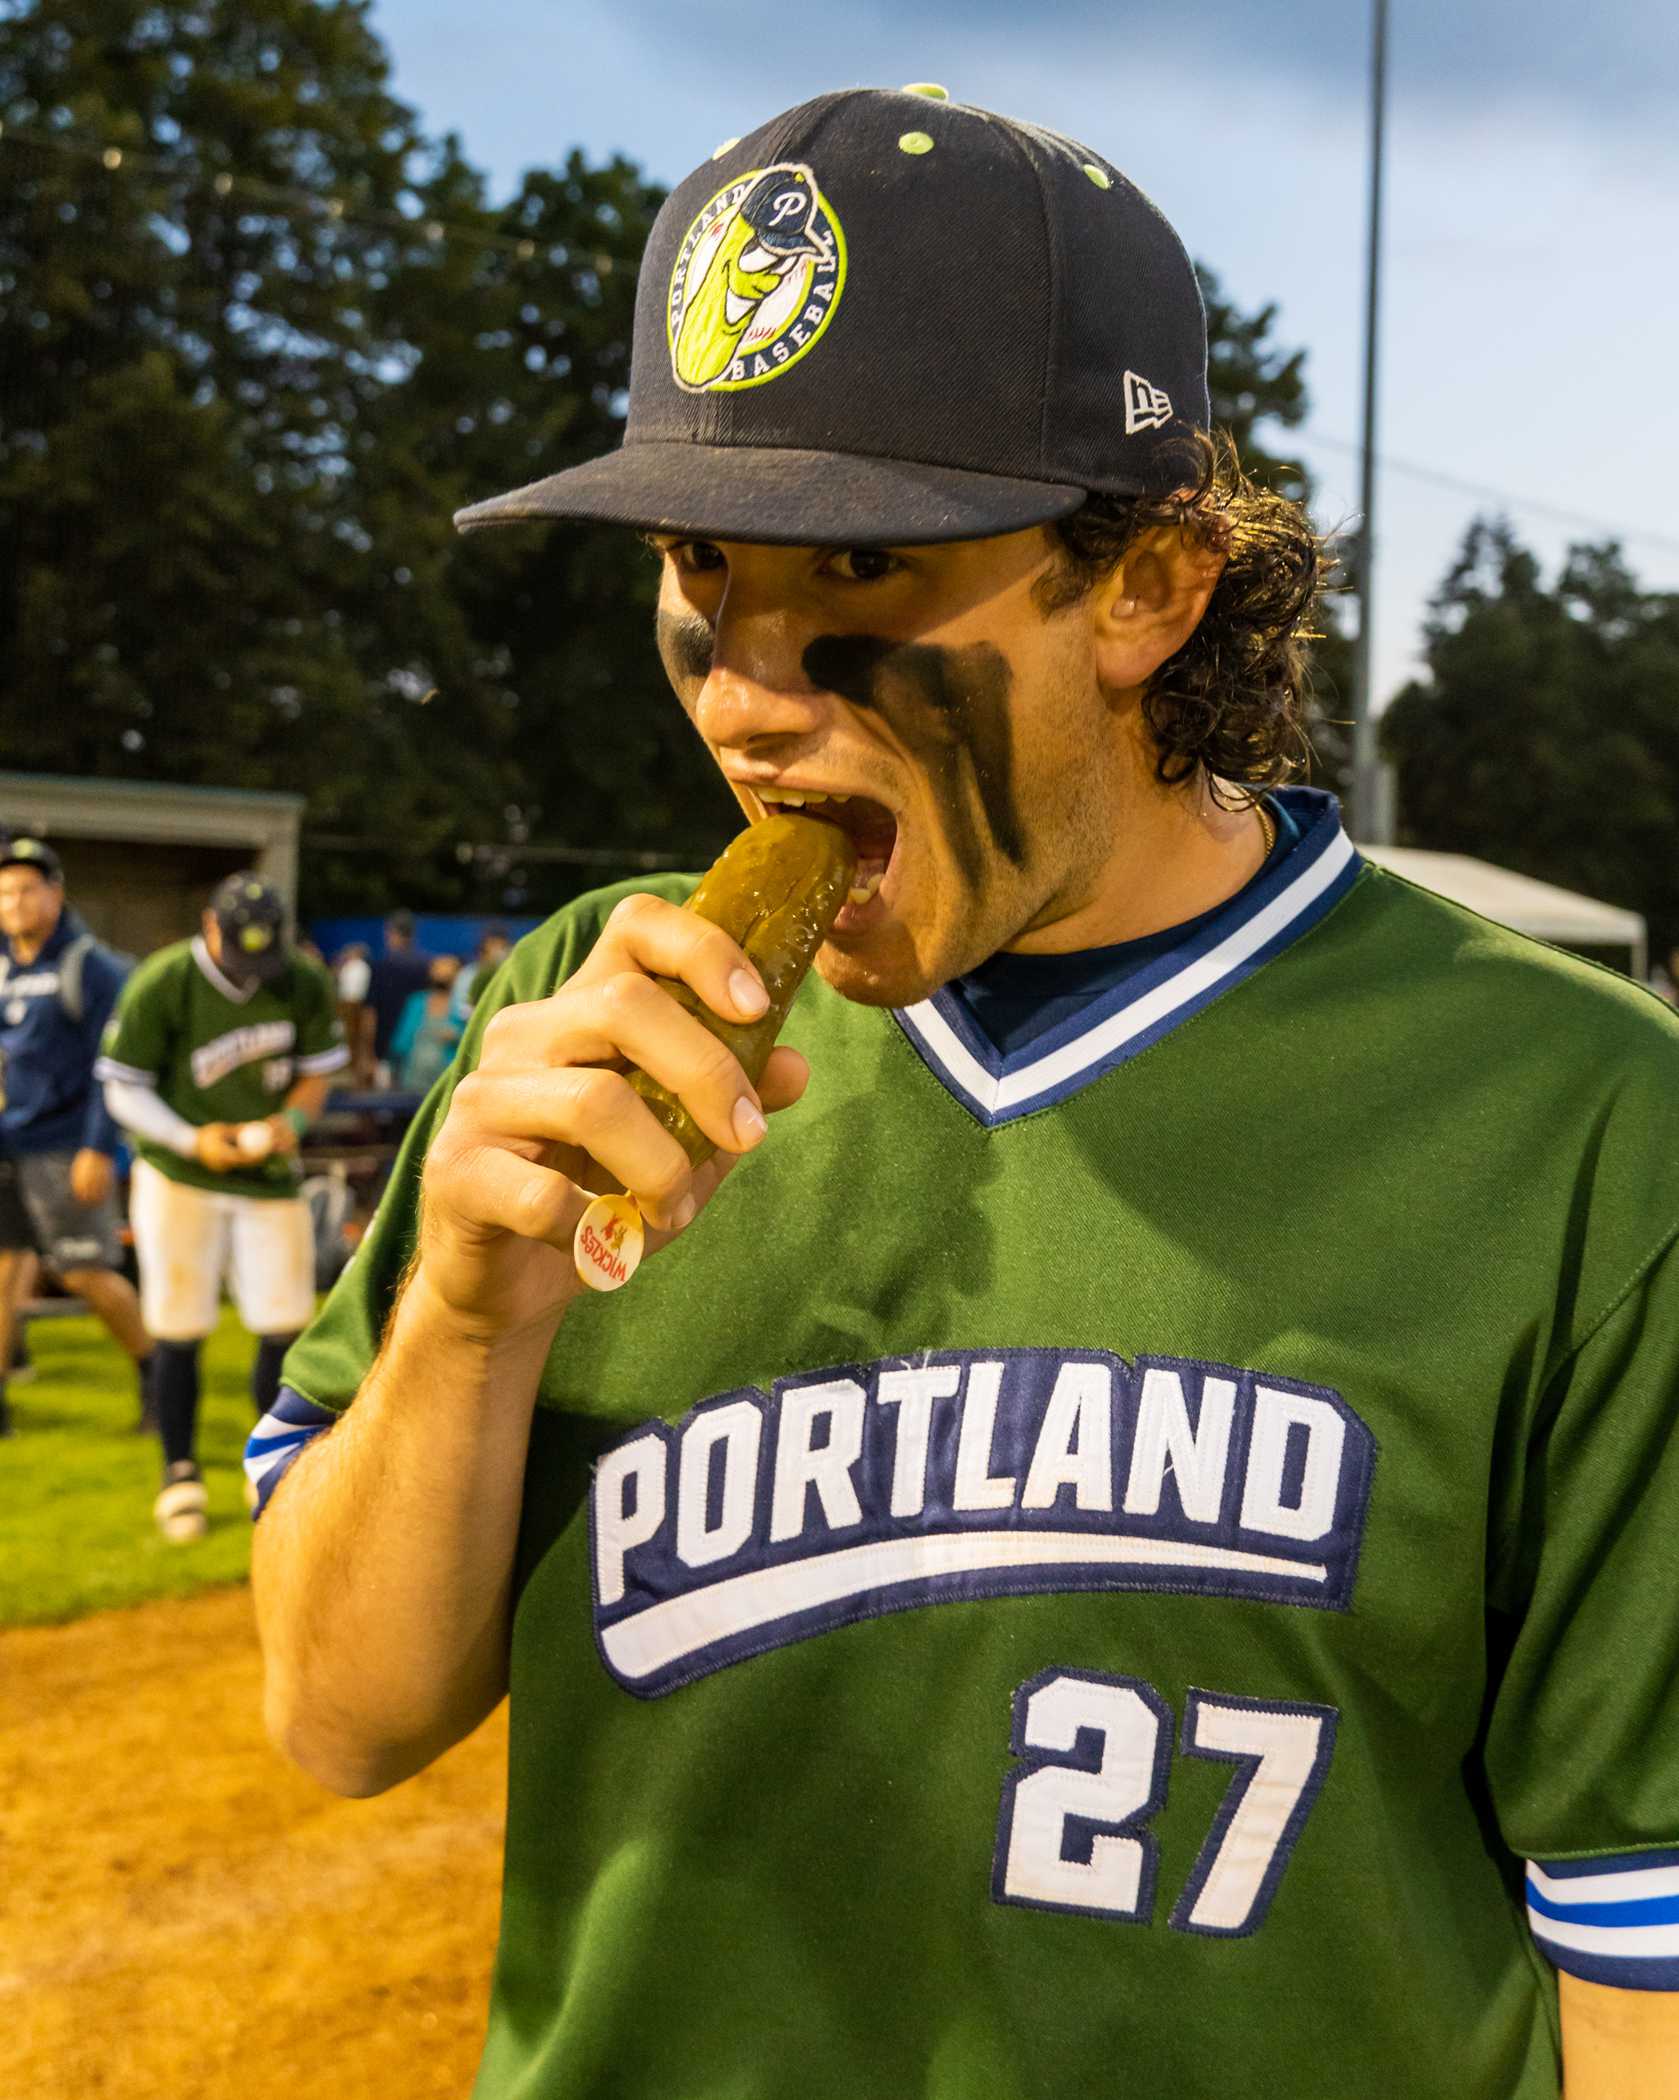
[1358,845,1648,979]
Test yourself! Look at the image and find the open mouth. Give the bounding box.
[753,789,899,909]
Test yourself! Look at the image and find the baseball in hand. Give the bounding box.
[236,1120,274,1161]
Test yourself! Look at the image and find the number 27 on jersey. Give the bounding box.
[993,1670,1339,1938]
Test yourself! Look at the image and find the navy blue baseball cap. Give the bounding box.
[0,835,63,883]
[454,85,1210,548]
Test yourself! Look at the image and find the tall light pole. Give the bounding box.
[1352,0,1394,842]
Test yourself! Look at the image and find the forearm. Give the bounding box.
[103,1077,198,1158]
[251,1267,562,1797]
[1560,1972,1679,2096]
[283,1072,333,1124]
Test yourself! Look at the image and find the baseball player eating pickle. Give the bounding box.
[249,85,1679,2100]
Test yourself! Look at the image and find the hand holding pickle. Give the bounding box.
[575,814,856,1288]
[416,814,854,1336]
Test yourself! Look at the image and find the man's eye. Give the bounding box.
[670,540,726,574]
[826,548,902,583]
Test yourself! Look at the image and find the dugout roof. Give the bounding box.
[1359,845,1647,978]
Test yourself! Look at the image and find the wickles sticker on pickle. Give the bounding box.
[667,163,846,394]
[575,1194,646,1295]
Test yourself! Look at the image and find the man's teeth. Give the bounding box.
[754,791,883,904]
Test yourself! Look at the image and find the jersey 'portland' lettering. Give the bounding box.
[591,1348,1376,1696]
[190,1018,297,1090]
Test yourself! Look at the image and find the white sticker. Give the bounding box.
[574,1194,645,1293]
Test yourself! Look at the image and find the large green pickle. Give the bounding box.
[628,812,857,1164]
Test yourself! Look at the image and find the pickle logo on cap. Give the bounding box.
[667,163,846,393]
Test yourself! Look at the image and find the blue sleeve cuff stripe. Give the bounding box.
[1530,1942,1679,1992]
[244,1424,321,1461]
[1537,1846,1679,1878]
[271,1386,339,1428]
[1527,1881,1679,1927]
[250,1441,313,1520]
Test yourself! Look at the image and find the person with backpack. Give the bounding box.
[0,835,151,1438]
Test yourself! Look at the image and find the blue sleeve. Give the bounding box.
[245,1387,337,1519]
[80,949,131,1155]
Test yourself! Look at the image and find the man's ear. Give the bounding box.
[1090,523,1228,696]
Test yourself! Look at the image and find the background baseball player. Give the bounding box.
[97,874,347,1540]
[0,835,149,1438]
[247,87,1679,2100]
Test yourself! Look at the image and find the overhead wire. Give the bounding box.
[1293,428,1679,557]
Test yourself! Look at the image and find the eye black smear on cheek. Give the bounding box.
[801,635,1026,884]
[656,608,715,692]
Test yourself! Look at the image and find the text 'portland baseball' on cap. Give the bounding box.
[454,85,1209,548]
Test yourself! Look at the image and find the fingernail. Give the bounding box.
[730,968,769,1017]
[669,1193,697,1231]
[732,1097,767,1147]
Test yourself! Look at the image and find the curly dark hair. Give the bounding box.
[1035,429,1331,799]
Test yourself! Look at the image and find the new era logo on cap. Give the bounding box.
[1123,370,1174,436]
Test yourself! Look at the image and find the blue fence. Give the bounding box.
[309,912,544,961]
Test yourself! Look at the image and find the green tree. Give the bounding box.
[1198,263,1350,799]
[1199,263,1309,501]
[0,0,423,773]
[1381,516,1679,949]
[0,2,716,910]
[0,6,1344,911]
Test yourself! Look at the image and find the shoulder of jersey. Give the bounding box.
[126,937,196,995]
[1357,859,1679,1057]
[504,870,702,1003]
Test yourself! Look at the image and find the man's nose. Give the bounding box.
[691,610,826,751]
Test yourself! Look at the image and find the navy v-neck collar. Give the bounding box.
[891,788,1360,1128]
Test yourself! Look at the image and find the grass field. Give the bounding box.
[0,1305,269,1628]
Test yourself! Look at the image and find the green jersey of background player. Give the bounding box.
[250,86,1679,2099]
[99,889,343,1202]
[100,874,347,1543]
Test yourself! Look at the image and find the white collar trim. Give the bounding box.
[192,933,257,1005]
[893,800,1360,1128]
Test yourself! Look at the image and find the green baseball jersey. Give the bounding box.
[98,935,347,1198]
[278,794,1679,2098]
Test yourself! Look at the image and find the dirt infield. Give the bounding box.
[1,1585,507,2100]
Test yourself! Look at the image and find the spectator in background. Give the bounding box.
[1649,944,1679,1007]
[391,954,464,1094]
[332,941,375,1085]
[449,923,512,1028]
[366,910,432,1086]
[334,941,372,1007]
[0,836,152,1438]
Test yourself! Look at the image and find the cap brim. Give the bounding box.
[452,442,1087,548]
